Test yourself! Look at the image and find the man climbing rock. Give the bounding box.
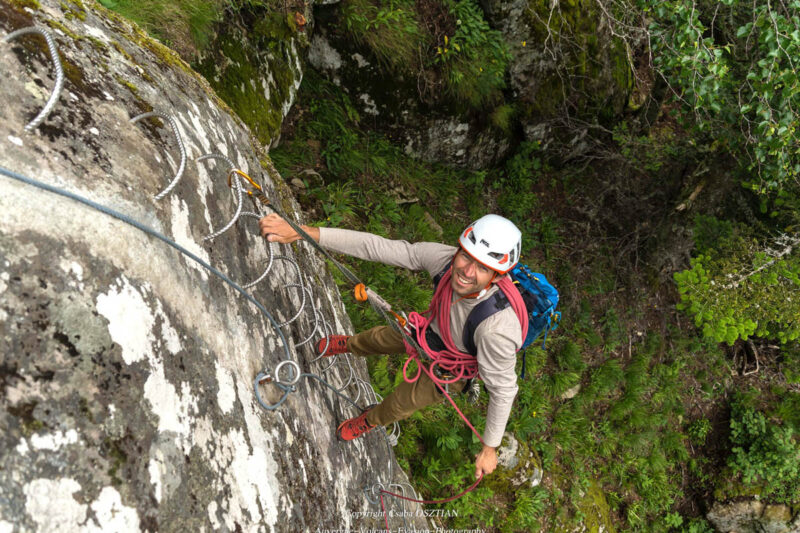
[259,213,525,479]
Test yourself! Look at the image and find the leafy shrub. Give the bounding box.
[674,228,800,345]
[435,0,511,107]
[687,418,711,446]
[646,0,800,192]
[727,397,800,503]
[340,0,425,73]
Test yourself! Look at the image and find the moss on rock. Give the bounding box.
[576,482,617,533]
[520,0,630,123]
[60,0,86,21]
[8,0,40,10]
[194,11,304,146]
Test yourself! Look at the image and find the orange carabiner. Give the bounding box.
[391,310,407,328]
[354,283,368,302]
[227,169,269,204]
[227,168,262,191]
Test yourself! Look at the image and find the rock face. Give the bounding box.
[481,0,631,140]
[496,432,543,488]
[193,8,308,149]
[707,501,800,533]
[0,1,426,531]
[307,22,513,170]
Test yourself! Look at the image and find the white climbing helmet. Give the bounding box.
[458,214,522,275]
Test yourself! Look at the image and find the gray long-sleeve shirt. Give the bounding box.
[319,227,521,447]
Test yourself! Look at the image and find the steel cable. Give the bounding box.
[3,27,64,132]
[129,112,187,200]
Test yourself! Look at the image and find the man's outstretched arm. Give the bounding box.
[259,213,320,243]
[259,214,454,275]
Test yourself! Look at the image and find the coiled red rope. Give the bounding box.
[400,266,528,444]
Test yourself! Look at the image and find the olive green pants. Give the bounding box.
[347,325,465,427]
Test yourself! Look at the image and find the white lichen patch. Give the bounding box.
[96,277,156,365]
[24,81,48,101]
[359,93,379,116]
[189,379,283,531]
[83,24,110,43]
[207,501,222,530]
[15,438,30,456]
[215,361,236,414]
[308,34,342,71]
[90,487,140,531]
[153,298,182,355]
[30,429,79,451]
[351,53,370,68]
[148,455,164,503]
[283,39,304,118]
[59,259,85,290]
[23,480,139,533]
[169,195,210,281]
[24,478,86,533]
[143,363,197,451]
[298,458,307,486]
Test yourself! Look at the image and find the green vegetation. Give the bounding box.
[598,0,800,348]
[674,226,800,344]
[645,0,800,193]
[338,0,510,108]
[340,0,425,73]
[97,0,222,55]
[435,0,511,106]
[724,395,800,503]
[96,0,281,57]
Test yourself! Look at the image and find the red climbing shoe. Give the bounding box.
[337,406,376,441]
[316,335,350,357]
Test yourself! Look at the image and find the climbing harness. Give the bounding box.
[1,22,483,529]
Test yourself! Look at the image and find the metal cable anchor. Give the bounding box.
[3,26,64,132]
[129,111,186,200]
[253,360,301,411]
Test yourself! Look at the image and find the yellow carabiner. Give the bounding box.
[227,169,269,204]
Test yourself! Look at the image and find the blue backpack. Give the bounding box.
[433,262,561,379]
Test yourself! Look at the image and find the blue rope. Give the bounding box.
[0,165,413,526]
[0,164,294,371]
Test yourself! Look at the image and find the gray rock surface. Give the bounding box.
[707,500,799,533]
[0,1,427,531]
[496,432,543,488]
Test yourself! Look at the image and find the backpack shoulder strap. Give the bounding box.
[463,291,510,355]
[432,260,452,290]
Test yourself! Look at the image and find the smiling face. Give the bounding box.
[450,249,497,297]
